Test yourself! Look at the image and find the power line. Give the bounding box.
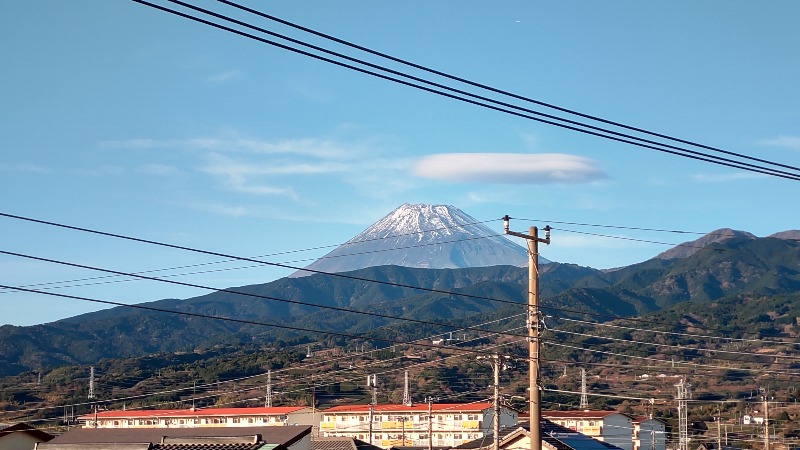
[132,0,800,181]
[0,219,501,294]
[5,210,793,348]
[0,249,531,342]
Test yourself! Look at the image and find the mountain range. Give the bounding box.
[1,203,799,377]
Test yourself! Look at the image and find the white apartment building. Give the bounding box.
[542,410,634,450]
[320,403,518,449]
[79,406,316,429]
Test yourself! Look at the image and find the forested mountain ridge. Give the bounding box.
[1,233,799,377]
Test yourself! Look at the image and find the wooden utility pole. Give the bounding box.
[503,216,550,450]
[764,395,770,450]
[427,397,433,450]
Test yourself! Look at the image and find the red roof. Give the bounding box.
[323,403,492,413]
[542,410,626,419]
[79,406,309,420]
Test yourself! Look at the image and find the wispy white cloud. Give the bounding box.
[758,135,800,151]
[103,136,360,159]
[75,165,125,177]
[0,163,52,174]
[412,153,607,184]
[100,138,161,149]
[184,201,249,217]
[194,137,359,159]
[206,70,243,83]
[137,164,181,176]
[691,172,764,183]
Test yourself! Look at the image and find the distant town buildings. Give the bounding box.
[68,405,671,450]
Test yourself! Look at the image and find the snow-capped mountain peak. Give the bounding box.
[294,203,531,276]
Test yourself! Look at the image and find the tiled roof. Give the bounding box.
[541,410,626,420]
[0,422,55,442]
[48,425,311,447]
[80,407,308,420]
[154,443,265,450]
[311,437,358,450]
[323,403,492,413]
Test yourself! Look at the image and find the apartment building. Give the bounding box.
[79,406,316,429]
[320,403,518,449]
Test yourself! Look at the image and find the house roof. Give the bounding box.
[541,410,629,420]
[312,437,384,450]
[455,420,624,450]
[46,424,311,447]
[0,422,55,442]
[39,442,265,450]
[79,407,310,420]
[323,403,493,414]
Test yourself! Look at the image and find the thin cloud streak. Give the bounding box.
[412,153,607,184]
[758,135,800,151]
[101,137,359,159]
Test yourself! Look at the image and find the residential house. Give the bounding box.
[0,423,53,450]
[36,424,312,450]
[541,411,634,450]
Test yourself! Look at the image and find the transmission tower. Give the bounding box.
[88,366,95,399]
[580,368,588,409]
[266,370,273,407]
[403,370,411,406]
[676,379,691,450]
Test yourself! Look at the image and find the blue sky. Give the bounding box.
[2,1,799,326]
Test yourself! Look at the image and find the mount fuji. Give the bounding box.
[295,203,537,276]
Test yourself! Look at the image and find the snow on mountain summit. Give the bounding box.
[294,203,531,276]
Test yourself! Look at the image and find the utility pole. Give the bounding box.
[676,379,691,450]
[764,394,770,450]
[479,354,510,450]
[503,215,550,450]
[427,396,433,450]
[368,375,377,445]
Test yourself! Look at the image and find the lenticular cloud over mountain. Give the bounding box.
[294,203,531,276]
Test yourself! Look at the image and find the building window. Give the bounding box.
[232,417,240,423]
[454,415,462,420]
